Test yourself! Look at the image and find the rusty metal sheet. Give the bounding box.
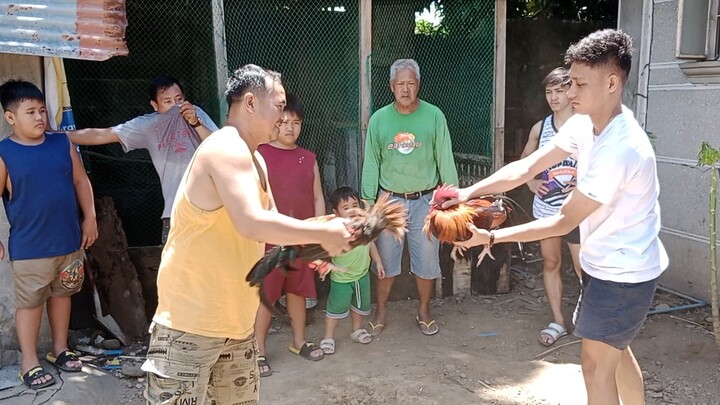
[0,0,128,61]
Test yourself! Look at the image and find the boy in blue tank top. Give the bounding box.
[0,81,97,389]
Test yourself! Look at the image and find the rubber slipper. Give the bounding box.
[320,338,335,355]
[349,329,372,344]
[539,322,568,346]
[288,342,324,361]
[46,350,82,372]
[19,366,56,389]
[257,355,273,377]
[368,321,385,337]
[416,316,439,336]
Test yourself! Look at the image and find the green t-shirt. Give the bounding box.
[361,100,459,204]
[331,245,370,283]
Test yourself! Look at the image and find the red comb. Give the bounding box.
[433,184,459,201]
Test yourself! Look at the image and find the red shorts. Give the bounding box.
[262,258,317,303]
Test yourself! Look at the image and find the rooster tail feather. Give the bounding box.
[372,193,408,240]
[247,245,299,286]
[491,195,532,224]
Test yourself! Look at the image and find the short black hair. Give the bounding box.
[225,64,282,107]
[149,75,184,102]
[0,80,44,112]
[542,67,570,88]
[564,29,633,81]
[329,186,360,211]
[284,93,304,121]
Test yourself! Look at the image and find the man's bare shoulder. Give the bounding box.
[196,126,251,159]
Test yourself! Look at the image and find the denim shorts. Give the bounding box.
[573,271,658,350]
[374,193,440,280]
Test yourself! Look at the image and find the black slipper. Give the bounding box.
[46,350,82,372]
[257,355,273,377]
[19,366,56,389]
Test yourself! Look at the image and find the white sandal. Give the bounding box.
[320,338,335,355]
[349,328,372,344]
[539,322,568,346]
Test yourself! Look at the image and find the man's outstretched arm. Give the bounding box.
[67,128,119,146]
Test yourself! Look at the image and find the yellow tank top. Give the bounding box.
[152,153,269,339]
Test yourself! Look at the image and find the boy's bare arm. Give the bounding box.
[70,143,98,249]
[67,128,119,146]
[191,130,350,255]
[520,121,542,159]
[369,241,385,278]
[0,158,6,259]
[521,121,545,195]
[312,161,326,216]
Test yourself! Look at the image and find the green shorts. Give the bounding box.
[326,272,371,319]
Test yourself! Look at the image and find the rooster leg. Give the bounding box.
[476,245,496,266]
[450,245,468,261]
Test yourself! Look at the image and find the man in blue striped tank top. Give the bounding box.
[520,68,582,347]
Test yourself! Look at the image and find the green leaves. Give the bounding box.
[698,142,720,167]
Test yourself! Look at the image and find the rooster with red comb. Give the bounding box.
[424,184,510,264]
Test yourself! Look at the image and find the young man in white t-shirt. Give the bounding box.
[440,29,668,404]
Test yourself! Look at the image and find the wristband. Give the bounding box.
[488,230,495,248]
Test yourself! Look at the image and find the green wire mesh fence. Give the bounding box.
[63,0,496,246]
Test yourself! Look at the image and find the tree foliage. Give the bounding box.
[414,0,617,38]
[507,0,617,21]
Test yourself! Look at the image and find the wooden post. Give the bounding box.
[493,0,507,172]
[359,0,372,162]
[212,0,228,126]
[439,244,455,297]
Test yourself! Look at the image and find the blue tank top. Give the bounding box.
[0,133,81,260]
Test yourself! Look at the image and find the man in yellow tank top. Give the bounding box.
[141,64,352,405]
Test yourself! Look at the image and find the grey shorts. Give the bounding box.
[573,271,658,350]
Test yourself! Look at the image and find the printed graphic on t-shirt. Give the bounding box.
[538,160,577,209]
[60,258,84,290]
[153,114,197,154]
[387,132,423,154]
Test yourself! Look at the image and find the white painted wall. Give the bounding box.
[621,0,720,302]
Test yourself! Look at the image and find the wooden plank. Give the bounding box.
[359,0,372,162]
[493,0,507,172]
[87,197,148,338]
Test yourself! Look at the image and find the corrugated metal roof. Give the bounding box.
[0,0,128,61]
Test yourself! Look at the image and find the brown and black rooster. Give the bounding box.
[423,184,509,264]
[247,194,407,319]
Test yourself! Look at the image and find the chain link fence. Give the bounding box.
[371,1,496,186]
[63,0,497,246]
[224,1,362,201]
[64,0,219,246]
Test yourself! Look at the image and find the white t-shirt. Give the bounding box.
[553,106,668,283]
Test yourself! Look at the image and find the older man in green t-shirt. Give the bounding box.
[361,58,458,336]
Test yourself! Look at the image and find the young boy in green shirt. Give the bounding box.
[319,186,385,355]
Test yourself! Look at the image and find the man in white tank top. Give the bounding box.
[520,67,582,346]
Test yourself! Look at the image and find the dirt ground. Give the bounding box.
[113,256,720,405]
